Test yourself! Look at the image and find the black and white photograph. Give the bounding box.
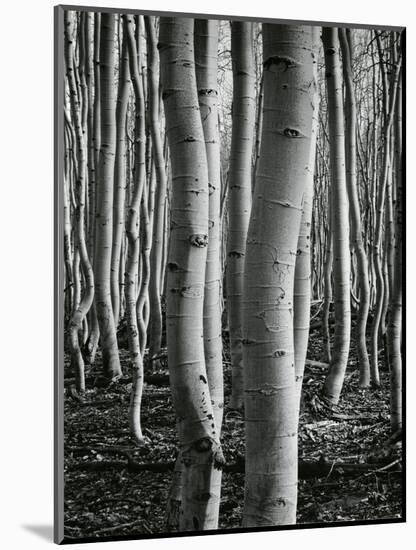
[53,3,405,544]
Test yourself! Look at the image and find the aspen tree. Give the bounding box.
[388,63,402,434]
[144,16,168,364]
[124,14,146,443]
[339,28,371,387]
[111,20,131,328]
[195,18,224,437]
[137,162,152,357]
[64,11,95,391]
[294,27,320,409]
[94,13,122,380]
[322,203,333,363]
[370,35,402,387]
[85,12,101,365]
[159,16,224,531]
[227,22,256,410]
[85,13,95,252]
[243,24,314,526]
[63,122,74,325]
[321,27,351,405]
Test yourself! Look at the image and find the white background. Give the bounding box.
[0,0,413,548]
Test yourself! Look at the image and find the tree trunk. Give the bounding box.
[227,22,256,410]
[322,27,351,405]
[94,13,122,380]
[243,24,314,527]
[339,28,371,388]
[144,16,168,365]
[294,27,320,410]
[85,12,101,365]
[124,15,146,444]
[370,34,402,387]
[387,61,402,433]
[195,18,224,438]
[111,20,131,328]
[64,11,95,392]
[160,16,224,531]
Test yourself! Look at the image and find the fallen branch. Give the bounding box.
[363,458,401,476]
[68,456,399,479]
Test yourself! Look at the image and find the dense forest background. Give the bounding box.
[61,9,403,541]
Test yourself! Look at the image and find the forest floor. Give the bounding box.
[63,322,403,541]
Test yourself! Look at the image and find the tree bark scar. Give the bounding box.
[189,233,208,247]
[198,88,218,96]
[263,55,298,71]
[283,128,301,138]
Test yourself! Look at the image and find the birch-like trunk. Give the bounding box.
[339,28,371,388]
[322,27,351,405]
[387,64,402,434]
[294,27,320,410]
[195,18,224,439]
[227,22,256,410]
[85,12,101,365]
[160,17,224,531]
[111,20,130,328]
[144,16,168,364]
[370,35,402,387]
[243,24,314,526]
[94,13,122,380]
[124,15,146,444]
[64,11,95,392]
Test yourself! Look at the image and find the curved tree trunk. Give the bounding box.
[124,15,146,444]
[322,27,351,405]
[160,16,224,531]
[85,12,101,366]
[227,22,256,410]
[64,10,95,392]
[144,16,168,365]
[94,13,122,381]
[370,34,402,387]
[243,24,314,527]
[339,28,371,388]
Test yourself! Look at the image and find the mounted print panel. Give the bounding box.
[54,4,405,544]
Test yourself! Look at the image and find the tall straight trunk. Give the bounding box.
[159,17,224,531]
[322,192,333,363]
[64,11,95,392]
[94,14,122,380]
[339,28,371,387]
[84,13,95,253]
[111,21,131,328]
[63,123,74,320]
[144,16,168,364]
[191,18,224,530]
[195,18,224,437]
[370,46,402,387]
[227,22,256,410]
[85,12,101,364]
[322,27,351,405]
[294,27,320,409]
[387,65,402,434]
[124,15,146,444]
[243,24,314,527]
[252,74,264,191]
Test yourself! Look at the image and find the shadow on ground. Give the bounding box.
[22,524,53,542]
